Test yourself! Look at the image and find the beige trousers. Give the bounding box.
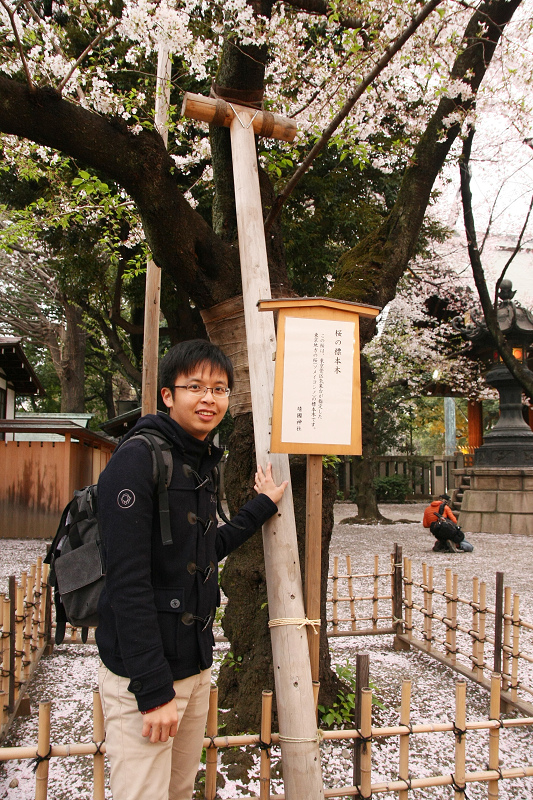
[98,664,212,800]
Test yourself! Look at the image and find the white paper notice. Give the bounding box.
[281,317,355,445]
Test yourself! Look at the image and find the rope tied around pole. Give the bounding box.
[450,774,469,797]
[489,717,505,729]
[401,777,413,790]
[268,618,321,635]
[279,729,324,744]
[355,729,373,753]
[92,740,105,755]
[30,745,52,773]
[257,738,272,757]
[453,723,467,742]
[206,736,217,750]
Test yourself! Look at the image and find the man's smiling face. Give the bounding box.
[161,362,229,440]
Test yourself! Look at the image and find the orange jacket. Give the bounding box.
[423,500,457,528]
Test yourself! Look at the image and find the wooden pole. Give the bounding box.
[228,104,323,799]
[183,92,323,799]
[141,46,171,416]
[306,453,323,683]
[8,577,15,713]
[359,688,372,798]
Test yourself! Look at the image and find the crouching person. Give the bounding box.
[423,493,474,553]
[96,340,288,800]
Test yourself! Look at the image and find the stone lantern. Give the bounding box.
[451,280,533,535]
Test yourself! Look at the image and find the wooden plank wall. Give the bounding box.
[0,440,113,539]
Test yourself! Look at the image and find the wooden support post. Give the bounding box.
[93,690,105,800]
[488,673,501,800]
[352,652,369,787]
[35,700,51,800]
[471,576,479,673]
[494,572,504,675]
[393,545,408,651]
[306,454,323,683]
[511,594,520,703]
[141,46,171,416]
[450,572,458,667]
[260,689,273,800]
[398,679,411,800]
[183,93,322,799]
[372,555,379,631]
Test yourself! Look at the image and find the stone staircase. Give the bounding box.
[451,472,470,515]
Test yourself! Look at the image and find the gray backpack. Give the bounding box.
[45,430,173,643]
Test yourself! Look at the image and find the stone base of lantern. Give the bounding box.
[453,467,533,535]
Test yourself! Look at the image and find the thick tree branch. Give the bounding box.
[460,128,533,399]
[0,75,241,310]
[264,0,444,232]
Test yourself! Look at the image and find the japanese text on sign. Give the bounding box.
[281,317,355,445]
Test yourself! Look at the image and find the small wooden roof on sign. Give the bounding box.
[258,296,381,317]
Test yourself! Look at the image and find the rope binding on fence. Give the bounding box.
[450,774,469,797]
[30,745,52,773]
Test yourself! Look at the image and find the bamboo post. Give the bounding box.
[477,582,487,682]
[353,652,369,787]
[93,690,105,800]
[346,556,356,631]
[142,45,171,415]
[332,557,339,634]
[183,92,323,800]
[8,578,16,710]
[205,685,219,800]
[33,558,42,649]
[313,680,320,716]
[511,594,520,703]
[426,565,433,647]
[24,569,35,678]
[471,576,479,673]
[38,563,50,648]
[35,700,51,800]
[450,572,458,666]
[372,556,379,631]
[502,586,512,696]
[445,568,453,661]
[260,689,273,800]
[398,679,411,800]
[359,688,372,799]
[404,557,412,641]
[453,680,466,800]
[305,453,323,683]
[1,595,7,699]
[494,572,504,675]
[422,563,428,642]
[488,673,501,800]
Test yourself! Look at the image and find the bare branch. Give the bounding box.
[0,0,35,91]
[494,192,533,304]
[460,127,533,398]
[57,20,120,93]
[264,0,444,233]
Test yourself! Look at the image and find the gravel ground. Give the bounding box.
[1,503,533,799]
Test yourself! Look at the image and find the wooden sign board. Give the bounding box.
[259,298,380,455]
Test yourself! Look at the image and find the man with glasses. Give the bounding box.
[96,339,288,800]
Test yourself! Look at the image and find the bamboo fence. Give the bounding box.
[324,549,533,717]
[1,673,532,799]
[1,558,51,744]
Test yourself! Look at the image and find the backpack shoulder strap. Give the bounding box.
[129,430,173,546]
[438,501,446,516]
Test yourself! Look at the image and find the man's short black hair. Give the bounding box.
[159,339,234,391]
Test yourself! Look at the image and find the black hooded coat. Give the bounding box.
[95,413,277,712]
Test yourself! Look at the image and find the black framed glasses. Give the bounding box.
[173,383,231,397]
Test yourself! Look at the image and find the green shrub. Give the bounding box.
[373,474,410,503]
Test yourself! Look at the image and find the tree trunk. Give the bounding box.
[219,415,341,732]
[59,303,86,413]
